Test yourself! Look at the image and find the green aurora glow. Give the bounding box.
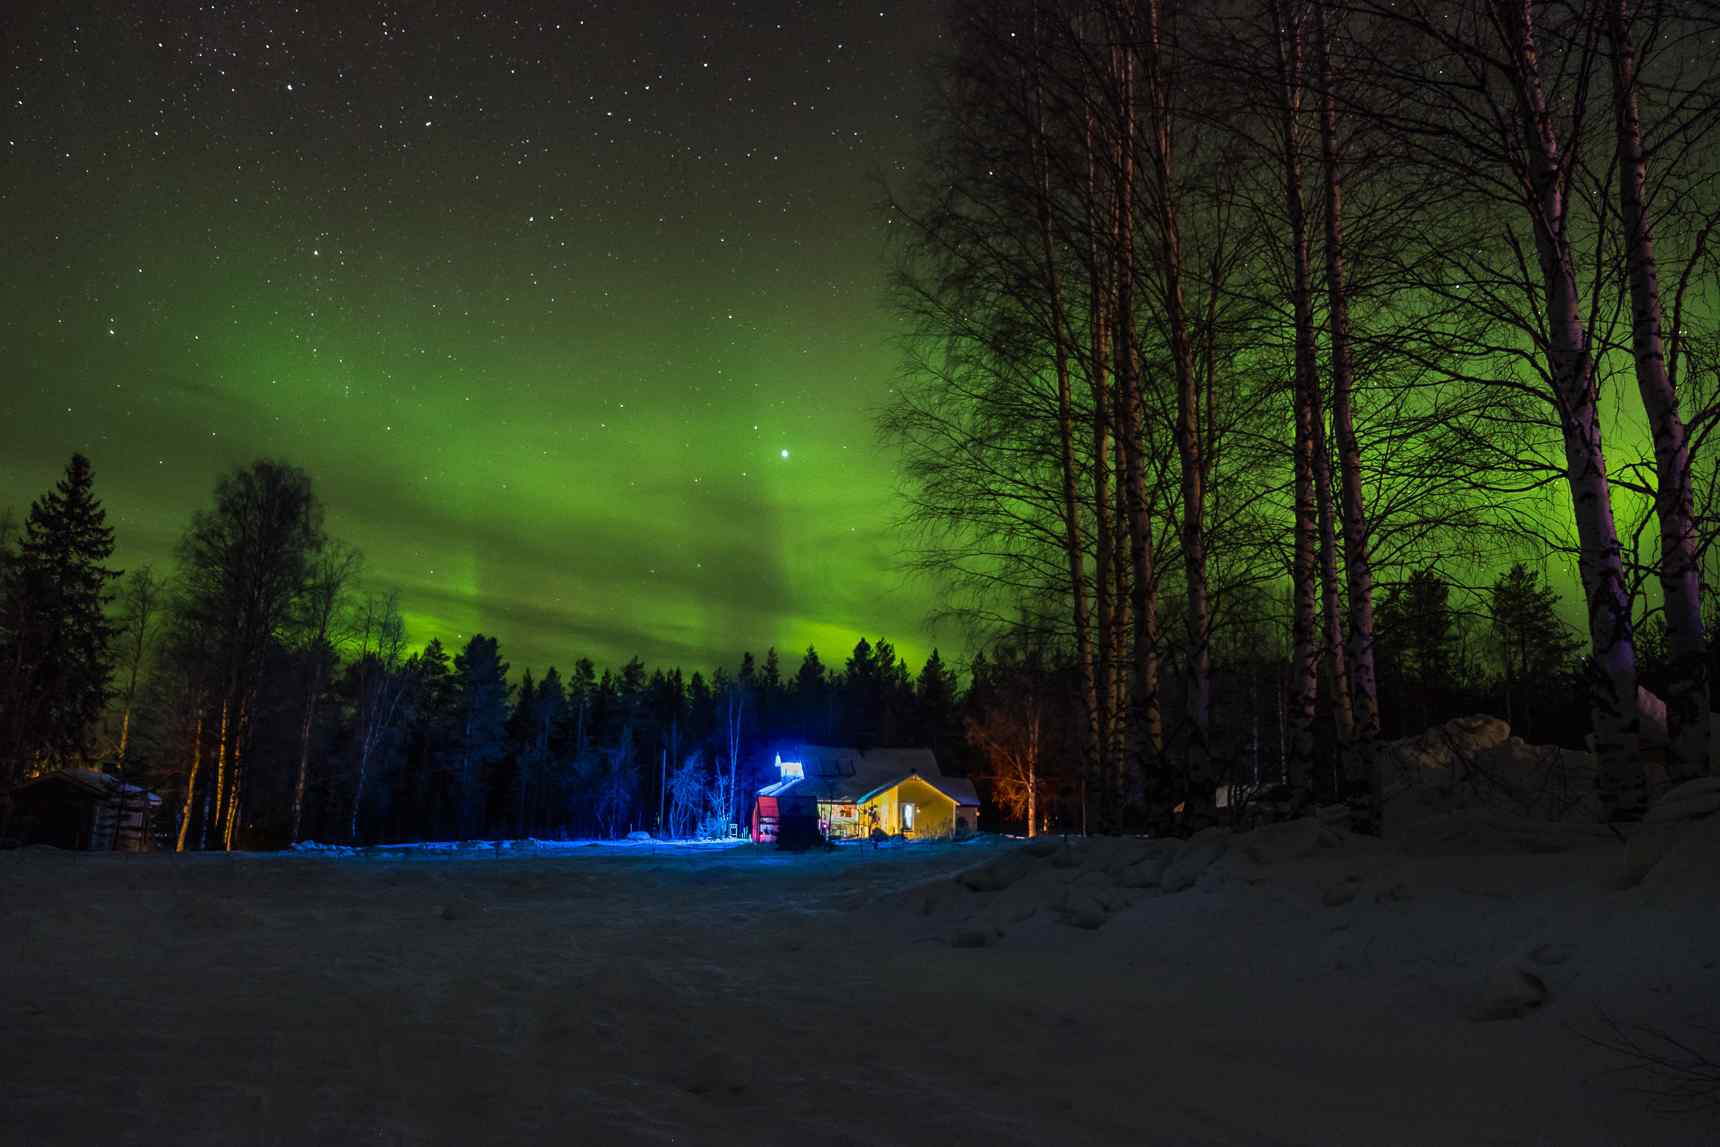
[1,3,952,676]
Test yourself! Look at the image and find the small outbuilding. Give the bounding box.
[751,746,980,843]
[1,769,163,851]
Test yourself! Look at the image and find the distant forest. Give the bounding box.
[1,451,1683,847]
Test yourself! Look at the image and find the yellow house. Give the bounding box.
[752,746,980,843]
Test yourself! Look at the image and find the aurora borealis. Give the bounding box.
[2,1,950,675]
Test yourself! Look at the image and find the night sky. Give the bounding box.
[2,1,949,676]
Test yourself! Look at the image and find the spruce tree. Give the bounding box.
[915,647,961,758]
[450,634,509,837]
[792,645,828,740]
[1,453,121,778]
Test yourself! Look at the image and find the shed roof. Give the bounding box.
[7,768,162,806]
[762,745,979,808]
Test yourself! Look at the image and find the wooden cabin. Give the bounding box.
[1,769,163,851]
[752,746,980,844]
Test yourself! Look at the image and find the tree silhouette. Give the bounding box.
[0,453,121,782]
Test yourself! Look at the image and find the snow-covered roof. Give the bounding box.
[760,746,979,808]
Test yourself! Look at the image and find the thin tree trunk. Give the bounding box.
[1606,0,1706,782]
[351,743,371,843]
[290,659,323,843]
[113,707,133,853]
[1312,399,1354,747]
[1113,423,1133,812]
[175,713,203,853]
[223,700,248,851]
[1110,12,1163,820]
[223,754,241,850]
[1273,0,1320,788]
[1315,0,1381,819]
[209,697,230,848]
[1086,99,1116,831]
[1029,16,1103,824]
[1496,0,1641,815]
[1026,710,1039,840]
[199,699,230,851]
[1144,0,1211,805]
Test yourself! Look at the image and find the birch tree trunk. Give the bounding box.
[1030,15,1103,817]
[1605,0,1706,781]
[223,699,249,851]
[1086,99,1117,830]
[1496,0,1641,815]
[199,698,230,850]
[1311,391,1354,749]
[1143,0,1211,801]
[1272,0,1321,787]
[1314,0,1381,818]
[1112,426,1133,808]
[175,713,203,853]
[1104,10,1163,821]
[290,659,323,843]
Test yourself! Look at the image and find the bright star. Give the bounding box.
[780,448,790,459]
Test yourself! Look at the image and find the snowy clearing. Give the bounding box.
[4,820,1717,1146]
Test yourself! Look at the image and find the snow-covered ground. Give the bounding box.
[3,816,1716,1146]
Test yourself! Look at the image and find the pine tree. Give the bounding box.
[0,453,121,780]
[792,645,829,740]
[561,657,597,753]
[1377,569,1459,736]
[759,646,785,751]
[1490,564,1580,741]
[450,634,509,837]
[915,647,961,760]
[506,668,538,838]
[404,637,454,836]
[531,667,566,836]
[841,638,880,744]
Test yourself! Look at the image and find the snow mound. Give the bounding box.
[874,818,1362,946]
[288,841,362,856]
[1382,716,1601,831]
[1620,778,1720,894]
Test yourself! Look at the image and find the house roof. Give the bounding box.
[7,768,162,806]
[761,745,979,808]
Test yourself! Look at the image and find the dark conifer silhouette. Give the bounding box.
[0,453,121,782]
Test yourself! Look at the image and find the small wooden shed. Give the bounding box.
[1,769,163,851]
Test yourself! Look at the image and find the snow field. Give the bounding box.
[3,814,1717,1146]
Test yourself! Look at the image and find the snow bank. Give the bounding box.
[284,835,753,859]
[1380,715,1601,829]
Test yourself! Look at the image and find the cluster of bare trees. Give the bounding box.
[886,0,1720,827]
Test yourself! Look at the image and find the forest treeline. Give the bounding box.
[0,456,972,847]
[0,449,1677,846]
[882,0,1720,830]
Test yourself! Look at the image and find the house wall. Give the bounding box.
[861,776,957,838]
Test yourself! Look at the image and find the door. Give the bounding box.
[901,801,915,834]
